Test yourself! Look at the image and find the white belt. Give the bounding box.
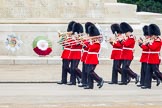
[83,50,88,53]
[142,51,160,54]
[113,48,122,51]
[70,49,82,51]
[123,47,134,50]
[88,52,98,54]
[64,48,71,50]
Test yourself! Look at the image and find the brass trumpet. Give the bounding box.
[58,31,73,38]
[138,37,153,45]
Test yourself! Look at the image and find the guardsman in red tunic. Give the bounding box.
[57,21,76,85]
[138,25,160,87]
[84,25,104,89]
[118,22,139,85]
[78,22,95,87]
[67,23,83,85]
[141,24,162,89]
[109,23,125,84]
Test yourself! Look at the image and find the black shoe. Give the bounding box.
[135,75,139,84]
[141,86,151,89]
[118,82,127,85]
[67,82,76,85]
[78,84,86,87]
[84,86,93,89]
[137,84,143,87]
[108,82,118,84]
[156,79,160,86]
[98,78,104,88]
[57,81,67,85]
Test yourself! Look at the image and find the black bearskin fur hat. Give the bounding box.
[85,22,94,34]
[72,23,84,34]
[120,22,133,33]
[67,21,76,32]
[142,25,149,36]
[111,23,122,34]
[88,25,100,37]
[148,24,161,36]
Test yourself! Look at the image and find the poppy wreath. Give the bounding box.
[33,36,52,56]
[5,34,23,52]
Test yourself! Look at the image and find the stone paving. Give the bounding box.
[0,64,161,108]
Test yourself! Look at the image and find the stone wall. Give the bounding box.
[0,0,161,59]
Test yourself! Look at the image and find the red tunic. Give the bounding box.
[81,40,90,62]
[147,38,162,64]
[139,44,149,63]
[61,38,72,59]
[68,40,82,60]
[110,41,123,60]
[85,42,100,65]
[61,46,71,59]
[121,36,135,60]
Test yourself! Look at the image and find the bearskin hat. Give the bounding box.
[111,23,122,34]
[88,25,100,37]
[67,21,76,32]
[148,24,161,36]
[85,22,94,34]
[72,23,84,34]
[120,22,133,33]
[142,25,149,36]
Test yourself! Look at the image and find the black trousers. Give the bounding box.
[87,64,102,88]
[140,62,160,86]
[121,60,138,83]
[111,60,122,83]
[61,59,70,83]
[139,62,147,86]
[81,62,88,85]
[70,59,82,84]
[144,64,162,88]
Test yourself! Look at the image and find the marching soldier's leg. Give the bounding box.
[117,60,122,74]
[152,72,160,86]
[156,64,162,81]
[74,60,81,84]
[84,64,94,89]
[152,73,158,80]
[110,60,119,84]
[67,60,71,74]
[62,59,70,83]
[89,65,104,88]
[79,62,87,87]
[119,60,128,85]
[142,64,152,89]
[126,60,139,84]
[152,64,161,86]
[118,60,132,83]
[68,60,76,85]
[137,63,146,87]
[57,59,70,84]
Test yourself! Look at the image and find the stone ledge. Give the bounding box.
[0,56,143,65]
[137,12,162,23]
